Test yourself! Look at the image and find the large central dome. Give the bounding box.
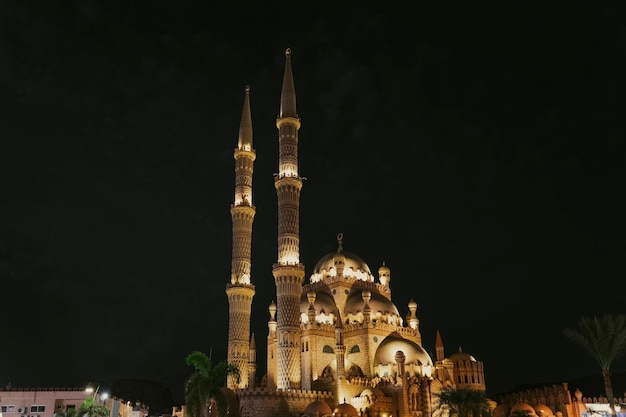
[309,251,373,283]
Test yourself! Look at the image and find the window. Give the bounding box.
[322,345,334,353]
[30,406,46,413]
[1,405,16,413]
[350,345,360,353]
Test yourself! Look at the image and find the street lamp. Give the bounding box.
[85,385,96,396]
[85,385,109,405]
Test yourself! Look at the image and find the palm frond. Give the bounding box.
[432,387,490,417]
[186,351,212,373]
[211,388,228,417]
[563,314,626,371]
[183,350,241,417]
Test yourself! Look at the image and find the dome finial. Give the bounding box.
[337,232,343,253]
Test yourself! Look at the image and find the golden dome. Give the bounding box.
[493,404,510,417]
[374,335,433,366]
[449,347,477,362]
[310,251,373,282]
[510,403,538,417]
[300,291,338,318]
[303,400,332,417]
[333,402,358,417]
[345,290,400,318]
[534,404,554,417]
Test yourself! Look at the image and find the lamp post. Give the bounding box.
[85,385,110,406]
[85,385,97,397]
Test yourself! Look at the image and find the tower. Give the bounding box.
[271,48,305,391]
[226,85,256,389]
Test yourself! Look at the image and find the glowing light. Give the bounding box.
[279,168,298,178]
[279,255,299,265]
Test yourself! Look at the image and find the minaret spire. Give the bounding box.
[226,85,257,389]
[435,329,444,362]
[238,85,253,150]
[280,48,297,118]
[272,48,305,391]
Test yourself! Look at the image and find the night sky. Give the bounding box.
[1,0,625,407]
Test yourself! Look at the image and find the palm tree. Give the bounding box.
[563,314,626,416]
[432,387,492,417]
[184,350,240,417]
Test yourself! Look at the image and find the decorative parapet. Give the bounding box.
[303,276,391,298]
[0,387,85,391]
[493,383,577,417]
[236,387,333,400]
[581,395,625,404]
[341,320,420,338]
[303,322,335,332]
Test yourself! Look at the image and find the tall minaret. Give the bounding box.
[272,48,305,391]
[435,329,444,362]
[226,85,256,389]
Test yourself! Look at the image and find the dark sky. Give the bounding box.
[1,0,625,406]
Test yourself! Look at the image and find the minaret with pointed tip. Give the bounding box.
[226,85,256,389]
[272,48,305,390]
[435,330,444,362]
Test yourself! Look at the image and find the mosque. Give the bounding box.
[220,48,486,417]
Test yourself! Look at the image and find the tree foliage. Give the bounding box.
[563,314,626,416]
[432,387,492,417]
[184,350,240,417]
[76,397,110,417]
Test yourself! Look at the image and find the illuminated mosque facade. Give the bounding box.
[221,48,486,417]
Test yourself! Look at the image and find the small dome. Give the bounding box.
[359,387,385,399]
[534,404,554,417]
[493,404,510,417]
[510,403,538,417]
[300,291,338,321]
[333,402,358,417]
[345,290,400,318]
[359,388,374,397]
[449,347,477,362]
[303,400,332,417]
[374,335,433,366]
